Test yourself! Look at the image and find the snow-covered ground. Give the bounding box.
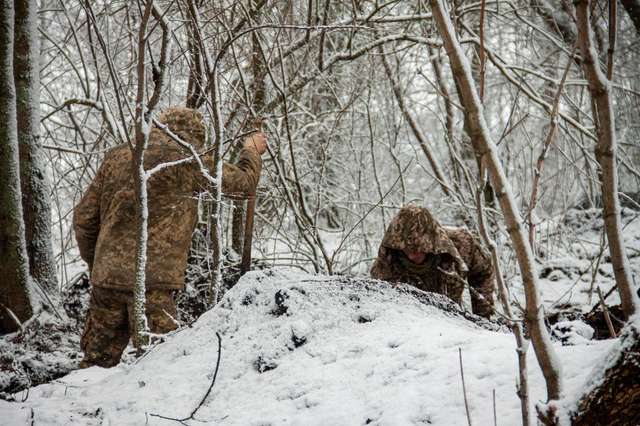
[0,269,613,425]
[513,207,640,313]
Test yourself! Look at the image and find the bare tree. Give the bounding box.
[15,0,58,293]
[130,0,172,348]
[575,0,640,319]
[565,2,640,421]
[0,0,34,333]
[428,0,563,420]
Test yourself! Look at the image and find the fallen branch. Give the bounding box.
[148,332,222,424]
[597,287,617,338]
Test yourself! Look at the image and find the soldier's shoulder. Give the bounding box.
[443,225,474,242]
[98,144,131,179]
[103,144,130,163]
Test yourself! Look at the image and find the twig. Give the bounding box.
[0,304,23,331]
[493,388,497,426]
[597,287,617,338]
[459,347,473,426]
[587,284,617,315]
[148,332,222,424]
[587,231,606,306]
[329,161,413,268]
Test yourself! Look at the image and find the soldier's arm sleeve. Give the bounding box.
[200,147,262,197]
[370,248,397,282]
[468,236,495,318]
[73,164,104,270]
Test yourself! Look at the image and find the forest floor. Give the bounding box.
[0,206,638,425]
[0,269,616,425]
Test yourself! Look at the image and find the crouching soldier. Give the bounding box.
[371,205,494,318]
[74,107,267,368]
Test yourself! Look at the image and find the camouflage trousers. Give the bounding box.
[80,287,178,368]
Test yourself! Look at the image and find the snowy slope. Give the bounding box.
[0,269,613,426]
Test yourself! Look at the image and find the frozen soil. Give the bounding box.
[0,269,613,426]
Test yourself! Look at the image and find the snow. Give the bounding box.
[519,208,640,313]
[556,314,640,423]
[0,269,613,425]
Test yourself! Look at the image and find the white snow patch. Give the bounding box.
[0,269,613,425]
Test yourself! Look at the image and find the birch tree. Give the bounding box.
[566,1,640,421]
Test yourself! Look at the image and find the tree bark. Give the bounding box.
[571,320,640,425]
[0,0,34,334]
[130,1,154,349]
[575,0,640,319]
[429,0,563,414]
[15,0,58,293]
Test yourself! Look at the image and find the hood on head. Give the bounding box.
[155,107,206,149]
[381,205,466,271]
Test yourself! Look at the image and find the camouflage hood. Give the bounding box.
[379,205,467,272]
[151,107,206,149]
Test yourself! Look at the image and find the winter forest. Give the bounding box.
[1,0,640,424]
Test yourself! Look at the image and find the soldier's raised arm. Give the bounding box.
[219,132,266,197]
[192,132,266,197]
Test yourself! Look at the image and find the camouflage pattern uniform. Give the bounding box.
[371,205,494,318]
[74,107,262,367]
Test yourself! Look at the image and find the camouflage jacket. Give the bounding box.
[370,205,494,318]
[74,107,262,291]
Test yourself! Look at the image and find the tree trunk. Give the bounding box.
[130,1,155,348]
[0,0,34,334]
[231,199,245,254]
[571,320,640,425]
[429,0,563,415]
[575,0,640,319]
[14,0,58,293]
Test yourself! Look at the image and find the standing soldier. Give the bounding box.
[74,107,267,368]
[371,205,494,318]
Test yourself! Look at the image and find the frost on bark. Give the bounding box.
[0,0,34,334]
[130,1,172,348]
[570,319,640,425]
[428,0,563,415]
[14,0,58,293]
[575,0,640,319]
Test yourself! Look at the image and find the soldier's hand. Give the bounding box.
[244,132,268,155]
